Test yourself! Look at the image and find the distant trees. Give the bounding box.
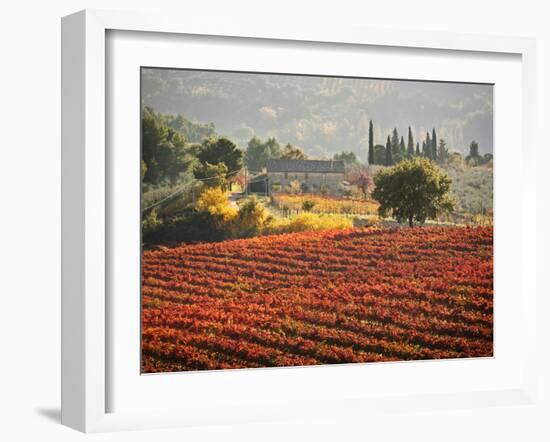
[374,144,386,165]
[465,140,492,166]
[385,136,393,166]
[281,143,308,160]
[391,128,400,159]
[432,128,438,162]
[366,124,464,166]
[361,124,476,168]
[437,139,449,164]
[372,157,455,227]
[334,151,358,165]
[244,136,282,171]
[407,127,415,158]
[368,120,375,165]
[163,113,216,144]
[399,136,406,158]
[424,132,431,158]
[466,140,481,165]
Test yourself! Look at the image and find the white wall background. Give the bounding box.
[0,1,547,441]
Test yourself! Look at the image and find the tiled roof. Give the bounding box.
[266,159,345,173]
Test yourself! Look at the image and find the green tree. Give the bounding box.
[466,140,481,165]
[368,120,375,165]
[432,128,438,162]
[301,199,316,212]
[141,107,192,184]
[407,127,415,157]
[385,136,393,166]
[437,139,449,164]
[281,143,308,160]
[194,161,229,188]
[400,136,406,157]
[195,137,243,179]
[424,132,432,159]
[244,136,281,171]
[372,157,455,227]
[333,151,358,165]
[163,113,216,143]
[415,142,420,156]
[374,144,386,165]
[391,128,400,156]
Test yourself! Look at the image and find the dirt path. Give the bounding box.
[228,191,242,209]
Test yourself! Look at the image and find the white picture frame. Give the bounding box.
[61,9,537,433]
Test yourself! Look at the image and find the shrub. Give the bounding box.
[263,213,352,235]
[142,208,162,237]
[301,199,316,212]
[196,187,237,223]
[234,196,270,237]
[142,209,227,245]
[340,204,353,215]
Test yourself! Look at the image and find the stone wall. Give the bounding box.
[267,172,344,194]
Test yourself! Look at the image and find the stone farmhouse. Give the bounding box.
[265,159,345,194]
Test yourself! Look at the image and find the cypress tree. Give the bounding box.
[400,136,406,155]
[432,128,438,162]
[425,132,432,159]
[407,126,415,157]
[415,142,420,156]
[385,135,393,166]
[391,128,400,155]
[368,120,374,165]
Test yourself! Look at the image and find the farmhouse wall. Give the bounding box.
[267,171,344,193]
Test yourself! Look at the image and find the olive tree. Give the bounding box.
[372,157,455,227]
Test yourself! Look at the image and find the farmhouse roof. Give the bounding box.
[266,159,345,174]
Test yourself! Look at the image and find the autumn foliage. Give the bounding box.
[141,226,493,373]
[272,192,379,216]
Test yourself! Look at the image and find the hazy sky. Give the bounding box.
[142,68,493,157]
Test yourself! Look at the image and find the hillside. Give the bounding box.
[141,68,494,158]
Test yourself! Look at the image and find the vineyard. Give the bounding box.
[141,226,493,373]
[271,193,379,216]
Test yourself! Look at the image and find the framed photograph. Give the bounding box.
[61,9,537,432]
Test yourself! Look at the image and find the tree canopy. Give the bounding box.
[333,151,358,165]
[281,143,308,160]
[141,107,193,184]
[372,157,455,227]
[194,136,243,179]
[244,136,282,171]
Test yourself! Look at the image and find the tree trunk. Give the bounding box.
[408,214,414,227]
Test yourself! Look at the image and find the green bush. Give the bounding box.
[301,199,316,212]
